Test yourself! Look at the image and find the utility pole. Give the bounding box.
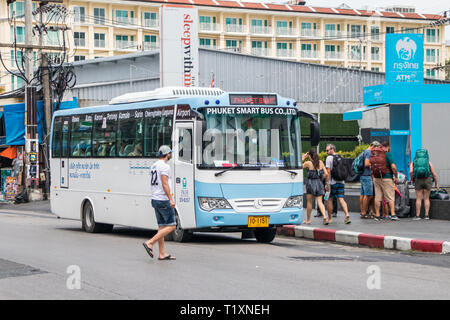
[24,0,41,201]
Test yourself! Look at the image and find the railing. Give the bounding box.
[94,16,106,25]
[251,26,271,35]
[276,27,296,36]
[325,51,343,59]
[225,47,241,52]
[74,39,86,47]
[371,53,380,61]
[324,30,345,38]
[348,52,367,60]
[200,23,218,32]
[143,19,159,28]
[370,33,381,41]
[276,49,294,58]
[114,17,137,26]
[301,29,319,38]
[225,24,246,33]
[116,40,137,50]
[301,50,319,59]
[199,44,217,49]
[425,35,439,43]
[251,48,269,56]
[94,40,106,48]
[144,42,159,50]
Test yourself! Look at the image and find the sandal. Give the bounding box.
[142,242,153,258]
[323,218,329,225]
[158,255,176,261]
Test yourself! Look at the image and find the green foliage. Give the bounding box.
[307,143,370,163]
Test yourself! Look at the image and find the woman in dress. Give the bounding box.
[302,148,329,225]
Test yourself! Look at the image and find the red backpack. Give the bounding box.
[370,146,389,178]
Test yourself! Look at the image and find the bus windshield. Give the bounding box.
[197,106,301,169]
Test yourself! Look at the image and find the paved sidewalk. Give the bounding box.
[0,200,52,215]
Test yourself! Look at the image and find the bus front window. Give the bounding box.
[198,107,302,169]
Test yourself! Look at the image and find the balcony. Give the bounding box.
[251,26,271,35]
[301,50,319,59]
[276,27,296,36]
[425,36,439,43]
[324,30,345,39]
[74,39,86,48]
[116,40,137,50]
[251,48,269,57]
[94,17,106,25]
[325,51,343,60]
[371,53,380,61]
[225,47,241,53]
[200,23,219,32]
[276,49,294,58]
[301,29,319,38]
[143,19,159,29]
[144,42,159,50]
[348,52,367,61]
[225,24,246,33]
[94,40,106,48]
[114,17,137,26]
[370,33,381,41]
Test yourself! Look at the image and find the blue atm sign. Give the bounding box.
[385,34,423,85]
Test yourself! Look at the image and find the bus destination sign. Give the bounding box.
[229,94,277,106]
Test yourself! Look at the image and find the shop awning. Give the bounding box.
[343,104,389,121]
[2,97,79,146]
[0,146,17,159]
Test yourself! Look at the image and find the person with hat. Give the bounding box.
[143,145,177,261]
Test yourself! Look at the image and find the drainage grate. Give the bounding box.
[288,256,359,262]
[0,258,46,280]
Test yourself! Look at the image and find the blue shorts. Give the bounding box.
[360,175,374,196]
[151,199,176,226]
[330,183,345,199]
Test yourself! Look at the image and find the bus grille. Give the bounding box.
[229,198,285,213]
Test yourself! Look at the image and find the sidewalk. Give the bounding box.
[278,211,450,254]
[0,200,52,215]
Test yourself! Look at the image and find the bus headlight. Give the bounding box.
[283,195,303,208]
[198,197,232,211]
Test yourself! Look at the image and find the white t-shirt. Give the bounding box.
[150,160,172,201]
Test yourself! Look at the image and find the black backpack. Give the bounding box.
[331,154,349,181]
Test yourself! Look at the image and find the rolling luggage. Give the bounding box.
[395,181,411,218]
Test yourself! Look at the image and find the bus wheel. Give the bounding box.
[82,201,113,233]
[172,213,193,243]
[254,227,277,243]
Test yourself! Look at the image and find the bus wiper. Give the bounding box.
[280,168,298,176]
[214,167,237,177]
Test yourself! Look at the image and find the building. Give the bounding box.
[0,0,447,93]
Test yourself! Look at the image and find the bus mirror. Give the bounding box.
[310,120,320,147]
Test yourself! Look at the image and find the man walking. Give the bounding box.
[371,141,400,221]
[143,145,177,260]
[325,144,351,224]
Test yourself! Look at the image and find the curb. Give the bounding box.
[277,225,450,254]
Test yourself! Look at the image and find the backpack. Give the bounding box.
[331,154,349,181]
[352,152,365,174]
[370,146,389,178]
[413,149,430,179]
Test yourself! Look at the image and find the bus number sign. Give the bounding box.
[229,94,277,106]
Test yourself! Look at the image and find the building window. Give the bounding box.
[371,47,380,61]
[200,38,216,49]
[144,35,158,50]
[350,25,361,38]
[74,32,86,47]
[46,30,60,46]
[426,48,439,63]
[225,17,243,32]
[94,33,106,48]
[115,10,134,25]
[116,35,135,49]
[74,55,86,62]
[371,67,380,72]
[10,26,25,43]
[144,12,158,28]
[425,29,439,43]
[370,26,380,40]
[73,6,85,23]
[386,26,395,34]
[94,8,106,25]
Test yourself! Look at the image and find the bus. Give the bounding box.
[50,87,319,243]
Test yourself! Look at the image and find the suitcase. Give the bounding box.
[395,182,411,217]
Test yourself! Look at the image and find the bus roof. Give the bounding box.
[53,87,297,118]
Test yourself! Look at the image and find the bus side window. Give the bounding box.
[70,115,93,158]
[144,106,173,158]
[93,113,117,157]
[117,111,143,157]
[51,117,63,158]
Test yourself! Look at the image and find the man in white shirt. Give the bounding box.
[143,145,177,261]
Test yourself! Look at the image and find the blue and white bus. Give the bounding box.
[50,87,319,242]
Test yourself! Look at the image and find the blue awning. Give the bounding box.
[343,104,388,121]
[3,97,79,146]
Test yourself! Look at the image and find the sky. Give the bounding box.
[277,0,450,40]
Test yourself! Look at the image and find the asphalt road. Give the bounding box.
[0,209,449,300]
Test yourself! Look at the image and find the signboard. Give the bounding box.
[385,33,423,85]
[160,5,199,88]
[4,176,19,201]
[229,94,278,105]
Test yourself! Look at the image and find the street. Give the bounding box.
[0,209,449,300]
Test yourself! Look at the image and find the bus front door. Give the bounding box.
[60,119,70,188]
[174,122,196,229]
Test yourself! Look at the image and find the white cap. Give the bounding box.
[158,145,173,157]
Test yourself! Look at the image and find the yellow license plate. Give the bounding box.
[248,216,269,228]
